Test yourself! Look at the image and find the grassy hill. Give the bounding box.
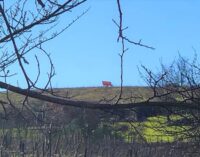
[0,86,195,144]
[0,86,159,131]
[42,86,152,102]
[0,86,153,108]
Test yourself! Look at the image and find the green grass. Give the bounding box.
[113,115,190,143]
[143,116,187,142]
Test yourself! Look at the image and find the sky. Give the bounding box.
[3,0,200,88]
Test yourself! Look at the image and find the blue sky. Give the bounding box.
[47,0,200,87]
[5,0,200,88]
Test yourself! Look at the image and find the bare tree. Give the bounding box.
[0,1,196,129]
[0,0,197,130]
[0,0,89,116]
[0,0,154,111]
[0,1,200,156]
[140,54,200,141]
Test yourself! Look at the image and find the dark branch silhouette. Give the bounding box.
[37,0,45,8]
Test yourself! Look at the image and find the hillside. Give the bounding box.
[0,86,197,147]
[0,86,155,126]
[0,86,153,106]
[45,86,153,102]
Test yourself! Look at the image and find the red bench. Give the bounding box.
[102,81,113,87]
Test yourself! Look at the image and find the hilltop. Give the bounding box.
[0,86,153,105]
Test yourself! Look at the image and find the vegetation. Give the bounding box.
[0,0,199,156]
[0,86,198,156]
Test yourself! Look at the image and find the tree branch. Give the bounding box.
[0,81,199,110]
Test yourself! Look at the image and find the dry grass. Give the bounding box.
[0,86,153,113]
[52,86,153,103]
